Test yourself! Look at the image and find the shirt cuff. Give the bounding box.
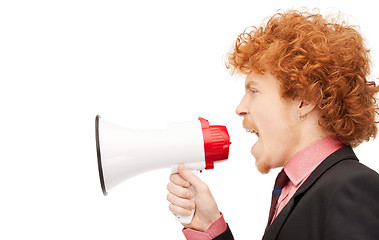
[182,213,227,240]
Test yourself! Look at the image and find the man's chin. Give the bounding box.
[255,158,271,174]
[252,147,271,174]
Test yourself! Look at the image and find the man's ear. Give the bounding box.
[298,100,316,117]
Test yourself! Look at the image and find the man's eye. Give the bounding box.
[250,89,258,94]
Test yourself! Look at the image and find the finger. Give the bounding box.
[168,203,193,216]
[166,193,195,210]
[178,164,207,192]
[170,173,191,188]
[167,181,194,199]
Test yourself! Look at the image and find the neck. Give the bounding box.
[285,112,329,165]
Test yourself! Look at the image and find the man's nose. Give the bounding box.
[236,100,248,117]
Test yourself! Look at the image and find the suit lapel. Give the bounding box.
[262,196,296,240]
[262,146,358,240]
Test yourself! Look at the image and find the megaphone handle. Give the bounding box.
[175,185,195,224]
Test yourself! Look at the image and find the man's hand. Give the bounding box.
[167,164,221,232]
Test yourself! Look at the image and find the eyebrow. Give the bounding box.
[245,80,259,89]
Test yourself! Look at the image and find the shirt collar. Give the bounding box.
[283,137,344,186]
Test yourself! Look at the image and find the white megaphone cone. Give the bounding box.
[95,115,231,224]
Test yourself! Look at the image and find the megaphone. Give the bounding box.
[95,115,231,224]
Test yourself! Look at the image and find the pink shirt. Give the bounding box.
[182,213,228,240]
[272,137,344,222]
[183,137,344,239]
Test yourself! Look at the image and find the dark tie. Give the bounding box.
[266,170,289,230]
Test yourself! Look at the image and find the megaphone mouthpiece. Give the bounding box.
[198,117,231,170]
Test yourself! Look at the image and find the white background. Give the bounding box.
[1,0,378,239]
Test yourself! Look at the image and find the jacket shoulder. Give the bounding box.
[319,158,379,187]
[322,160,379,239]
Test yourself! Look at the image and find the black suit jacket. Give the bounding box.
[215,146,379,240]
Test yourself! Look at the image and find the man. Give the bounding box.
[167,9,379,239]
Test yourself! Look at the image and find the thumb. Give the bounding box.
[178,164,205,191]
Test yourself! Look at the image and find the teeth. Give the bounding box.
[246,128,259,136]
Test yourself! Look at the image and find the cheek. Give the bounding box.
[260,110,286,136]
[269,103,297,134]
[258,109,296,156]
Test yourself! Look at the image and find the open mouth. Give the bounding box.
[243,119,259,137]
[246,128,259,137]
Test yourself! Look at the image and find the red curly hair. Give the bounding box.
[226,9,379,147]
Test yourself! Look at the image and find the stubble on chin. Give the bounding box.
[255,157,271,174]
[252,147,271,174]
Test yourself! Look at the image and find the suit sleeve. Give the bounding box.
[324,169,379,240]
[213,224,234,240]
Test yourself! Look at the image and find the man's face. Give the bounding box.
[236,71,301,173]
